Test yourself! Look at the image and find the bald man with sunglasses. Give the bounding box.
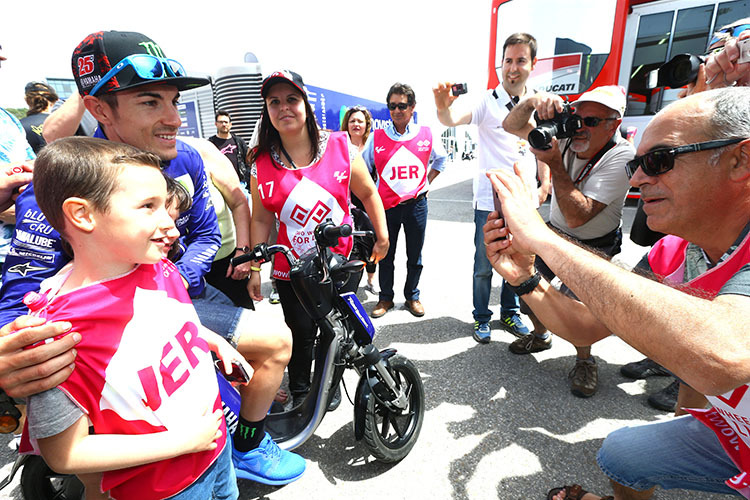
[485,86,750,499]
[501,85,635,398]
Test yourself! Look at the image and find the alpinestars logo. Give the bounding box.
[333,170,348,183]
[8,262,47,277]
[417,139,431,152]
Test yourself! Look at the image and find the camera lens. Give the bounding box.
[528,124,557,150]
[656,54,704,88]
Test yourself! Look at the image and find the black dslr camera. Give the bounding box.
[528,103,582,150]
[647,53,705,89]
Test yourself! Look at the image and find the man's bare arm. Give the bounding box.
[488,168,750,395]
[433,82,472,127]
[0,316,80,398]
[43,94,86,143]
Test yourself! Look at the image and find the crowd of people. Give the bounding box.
[0,15,747,500]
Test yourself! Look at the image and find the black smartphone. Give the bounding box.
[451,83,468,96]
[215,359,251,385]
[492,189,507,241]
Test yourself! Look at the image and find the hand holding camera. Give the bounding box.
[528,102,582,150]
[432,82,462,111]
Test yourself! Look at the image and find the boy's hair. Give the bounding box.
[34,137,161,236]
[164,174,192,214]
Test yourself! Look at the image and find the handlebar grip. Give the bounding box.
[231,253,254,267]
[322,223,352,240]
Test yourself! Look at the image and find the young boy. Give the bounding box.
[21,137,249,500]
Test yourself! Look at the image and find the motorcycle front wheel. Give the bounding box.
[20,455,84,500]
[362,354,424,463]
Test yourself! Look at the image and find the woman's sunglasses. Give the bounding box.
[90,54,186,96]
[387,102,409,111]
[625,137,746,179]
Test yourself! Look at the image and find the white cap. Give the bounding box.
[572,85,627,118]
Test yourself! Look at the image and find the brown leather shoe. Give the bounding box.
[371,300,394,318]
[405,299,425,317]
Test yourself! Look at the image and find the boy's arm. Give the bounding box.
[201,327,253,383]
[38,410,223,475]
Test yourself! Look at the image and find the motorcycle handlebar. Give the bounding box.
[321,223,352,241]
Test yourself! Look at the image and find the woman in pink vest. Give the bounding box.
[248,71,389,407]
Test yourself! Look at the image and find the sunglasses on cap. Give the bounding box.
[90,54,186,96]
[625,137,746,179]
[387,102,409,111]
[709,23,750,48]
[580,116,618,127]
[350,105,368,112]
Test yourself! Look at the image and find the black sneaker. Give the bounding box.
[648,379,680,412]
[620,358,670,379]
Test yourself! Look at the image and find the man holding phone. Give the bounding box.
[433,32,549,344]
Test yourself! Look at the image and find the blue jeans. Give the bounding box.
[166,442,239,499]
[597,415,741,495]
[379,196,428,302]
[472,209,520,323]
[192,284,243,347]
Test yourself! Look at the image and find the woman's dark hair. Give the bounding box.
[249,82,319,167]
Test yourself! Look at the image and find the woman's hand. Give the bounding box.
[248,271,263,301]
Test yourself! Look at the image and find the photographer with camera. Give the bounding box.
[502,85,634,398]
[432,33,549,344]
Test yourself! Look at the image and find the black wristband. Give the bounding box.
[507,272,541,296]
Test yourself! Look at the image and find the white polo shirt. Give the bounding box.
[469,86,539,211]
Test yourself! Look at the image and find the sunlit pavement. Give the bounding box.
[0,160,728,499]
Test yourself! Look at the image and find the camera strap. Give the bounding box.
[493,87,531,111]
[570,137,617,186]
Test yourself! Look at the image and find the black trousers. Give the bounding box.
[276,270,361,397]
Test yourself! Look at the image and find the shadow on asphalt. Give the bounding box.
[350,306,676,499]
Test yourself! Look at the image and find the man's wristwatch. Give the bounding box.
[506,272,541,296]
[235,246,251,254]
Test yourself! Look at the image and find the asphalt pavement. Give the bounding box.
[0,160,730,500]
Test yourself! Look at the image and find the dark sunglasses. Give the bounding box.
[709,23,750,48]
[350,105,368,112]
[387,102,409,111]
[625,137,746,179]
[581,116,618,127]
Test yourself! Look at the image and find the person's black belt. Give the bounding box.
[398,191,428,206]
[580,226,622,250]
[548,222,622,252]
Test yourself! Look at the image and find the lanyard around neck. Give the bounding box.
[567,137,616,186]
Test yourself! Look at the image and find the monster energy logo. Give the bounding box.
[138,41,166,58]
[238,423,250,440]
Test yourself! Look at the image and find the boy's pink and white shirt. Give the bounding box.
[20,259,225,500]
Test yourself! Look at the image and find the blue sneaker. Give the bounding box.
[500,312,530,338]
[472,321,491,344]
[232,432,306,485]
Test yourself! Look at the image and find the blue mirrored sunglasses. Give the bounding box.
[709,23,750,48]
[89,54,186,96]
